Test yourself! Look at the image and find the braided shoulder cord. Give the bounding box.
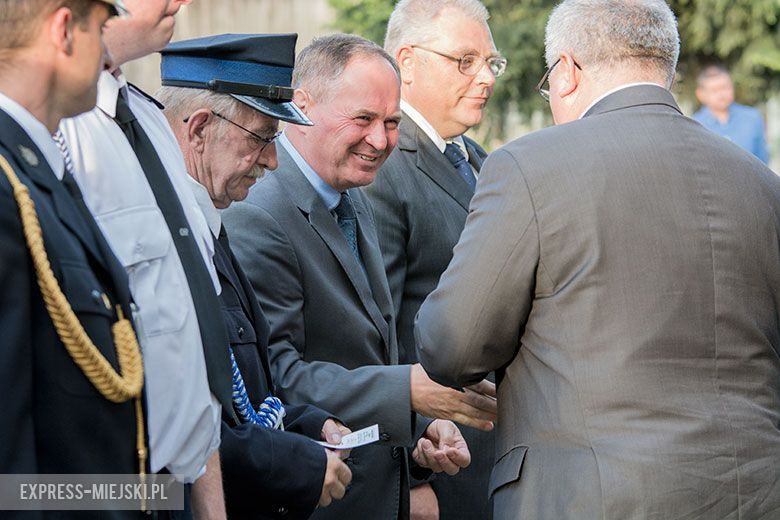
[0,154,147,505]
[230,349,286,429]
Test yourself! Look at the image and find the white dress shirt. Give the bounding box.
[59,71,221,483]
[0,92,64,179]
[400,99,473,169]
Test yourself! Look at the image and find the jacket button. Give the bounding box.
[380,433,390,442]
[237,326,245,338]
[277,506,288,515]
[391,447,401,459]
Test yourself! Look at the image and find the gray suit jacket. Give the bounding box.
[416,85,780,519]
[363,116,494,519]
[222,144,426,520]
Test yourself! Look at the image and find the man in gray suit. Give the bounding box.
[363,1,504,518]
[222,34,497,520]
[416,0,780,518]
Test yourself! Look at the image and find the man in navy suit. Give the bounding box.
[0,1,151,518]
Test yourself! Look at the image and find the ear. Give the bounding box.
[184,108,212,154]
[48,7,76,55]
[396,46,416,85]
[292,88,310,114]
[556,52,581,100]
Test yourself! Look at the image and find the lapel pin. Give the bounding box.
[18,145,39,167]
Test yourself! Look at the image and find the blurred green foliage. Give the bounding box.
[329,0,779,139]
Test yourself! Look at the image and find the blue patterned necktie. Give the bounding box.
[334,192,362,264]
[444,142,476,190]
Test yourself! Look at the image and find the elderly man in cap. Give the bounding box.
[222,33,493,520]
[58,0,231,517]
[157,33,354,519]
[416,0,780,518]
[0,0,152,516]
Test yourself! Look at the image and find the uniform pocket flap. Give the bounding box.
[97,206,170,267]
[59,261,114,317]
[488,445,528,497]
[222,306,258,345]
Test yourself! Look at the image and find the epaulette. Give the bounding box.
[127,82,165,110]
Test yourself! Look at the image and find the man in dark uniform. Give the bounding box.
[157,34,353,519]
[0,0,150,518]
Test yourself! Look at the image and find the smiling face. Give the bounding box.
[293,55,401,192]
[399,7,498,139]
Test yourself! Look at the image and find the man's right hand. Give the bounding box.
[318,449,352,508]
[410,364,496,431]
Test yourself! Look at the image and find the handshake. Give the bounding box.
[317,364,496,508]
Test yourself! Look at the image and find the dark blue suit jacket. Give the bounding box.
[214,228,330,520]
[0,109,146,519]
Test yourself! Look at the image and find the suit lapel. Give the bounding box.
[213,229,275,389]
[213,229,253,317]
[399,118,474,212]
[464,136,487,171]
[276,146,391,354]
[350,191,392,357]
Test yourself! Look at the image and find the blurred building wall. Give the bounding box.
[123,0,335,93]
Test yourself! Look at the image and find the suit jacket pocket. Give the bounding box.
[489,445,528,498]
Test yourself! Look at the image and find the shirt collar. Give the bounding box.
[579,82,665,119]
[186,173,222,237]
[400,99,469,160]
[278,131,342,210]
[0,91,65,180]
[95,69,128,118]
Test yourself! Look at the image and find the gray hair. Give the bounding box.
[545,0,680,84]
[292,33,399,102]
[155,86,255,137]
[384,0,489,57]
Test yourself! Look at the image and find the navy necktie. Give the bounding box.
[113,90,235,417]
[444,142,476,190]
[334,192,362,265]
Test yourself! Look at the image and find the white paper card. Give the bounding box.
[317,424,380,450]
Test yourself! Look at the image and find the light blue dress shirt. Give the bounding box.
[278,131,341,209]
[693,103,769,164]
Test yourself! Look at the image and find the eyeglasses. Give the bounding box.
[411,45,507,78]
[535,58,582,101]
[184,110,281,152]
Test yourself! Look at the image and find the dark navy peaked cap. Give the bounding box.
[160,33,312,126]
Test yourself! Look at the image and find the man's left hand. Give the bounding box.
[321,419,352,460]
[412,419,470,475]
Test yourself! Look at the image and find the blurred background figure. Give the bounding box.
[693,65,769,164]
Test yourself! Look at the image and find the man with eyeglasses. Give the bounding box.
[222,33,493,520]
[58,1,234,517]
[363,1,504,518]
[416,0,780,518]
[157,33,358,518]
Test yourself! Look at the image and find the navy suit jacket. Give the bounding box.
[214,228,330,520]
[0,108,146,519]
